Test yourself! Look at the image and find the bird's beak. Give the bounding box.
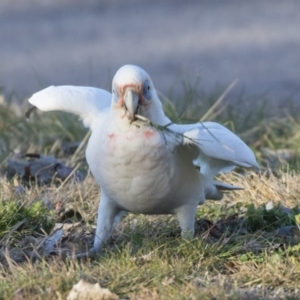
[124,89,140,122]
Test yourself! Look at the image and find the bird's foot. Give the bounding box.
[181,230,194,240]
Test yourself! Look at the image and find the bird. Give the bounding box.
[28,64,259,255]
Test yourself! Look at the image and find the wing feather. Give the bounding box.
[28,86,112,131]
[170,122,259,177]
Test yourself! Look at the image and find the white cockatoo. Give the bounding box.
[28,65,258,255]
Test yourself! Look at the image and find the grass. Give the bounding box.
[1,86,300,299]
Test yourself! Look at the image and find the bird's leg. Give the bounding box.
[70,191,119,259]
[92,191,119,252]
[175,204,198,239]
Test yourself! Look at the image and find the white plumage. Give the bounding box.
[29,65,258,254]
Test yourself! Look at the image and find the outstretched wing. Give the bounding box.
[28,86,112,131]
[170,122,259,177]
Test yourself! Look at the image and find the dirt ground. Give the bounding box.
[0,0,299,108]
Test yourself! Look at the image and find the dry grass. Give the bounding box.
[1,172,300,299]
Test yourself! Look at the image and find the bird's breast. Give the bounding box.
[86,124,183,213]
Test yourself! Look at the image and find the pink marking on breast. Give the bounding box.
[143,130,155,139]
[107,133,116,140]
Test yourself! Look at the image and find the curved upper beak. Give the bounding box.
[124,89,140,122]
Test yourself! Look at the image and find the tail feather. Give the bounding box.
[213,180,244,191]
[204,178,243,201]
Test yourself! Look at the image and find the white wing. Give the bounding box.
[28,86,112,131]
[170,122,259,178]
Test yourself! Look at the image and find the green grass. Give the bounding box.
[1,86,300,299]
[0,200,55,239]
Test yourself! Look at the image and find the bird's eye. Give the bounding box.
[112,87,120,103]
[143,80,151,100]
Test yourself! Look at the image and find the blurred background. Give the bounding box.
[0,0,299,111]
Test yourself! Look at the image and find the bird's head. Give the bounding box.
[111,65,160,123]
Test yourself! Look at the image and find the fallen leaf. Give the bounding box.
[67,279,119,300]
[8,154,83,184]
[37,229,64,255]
